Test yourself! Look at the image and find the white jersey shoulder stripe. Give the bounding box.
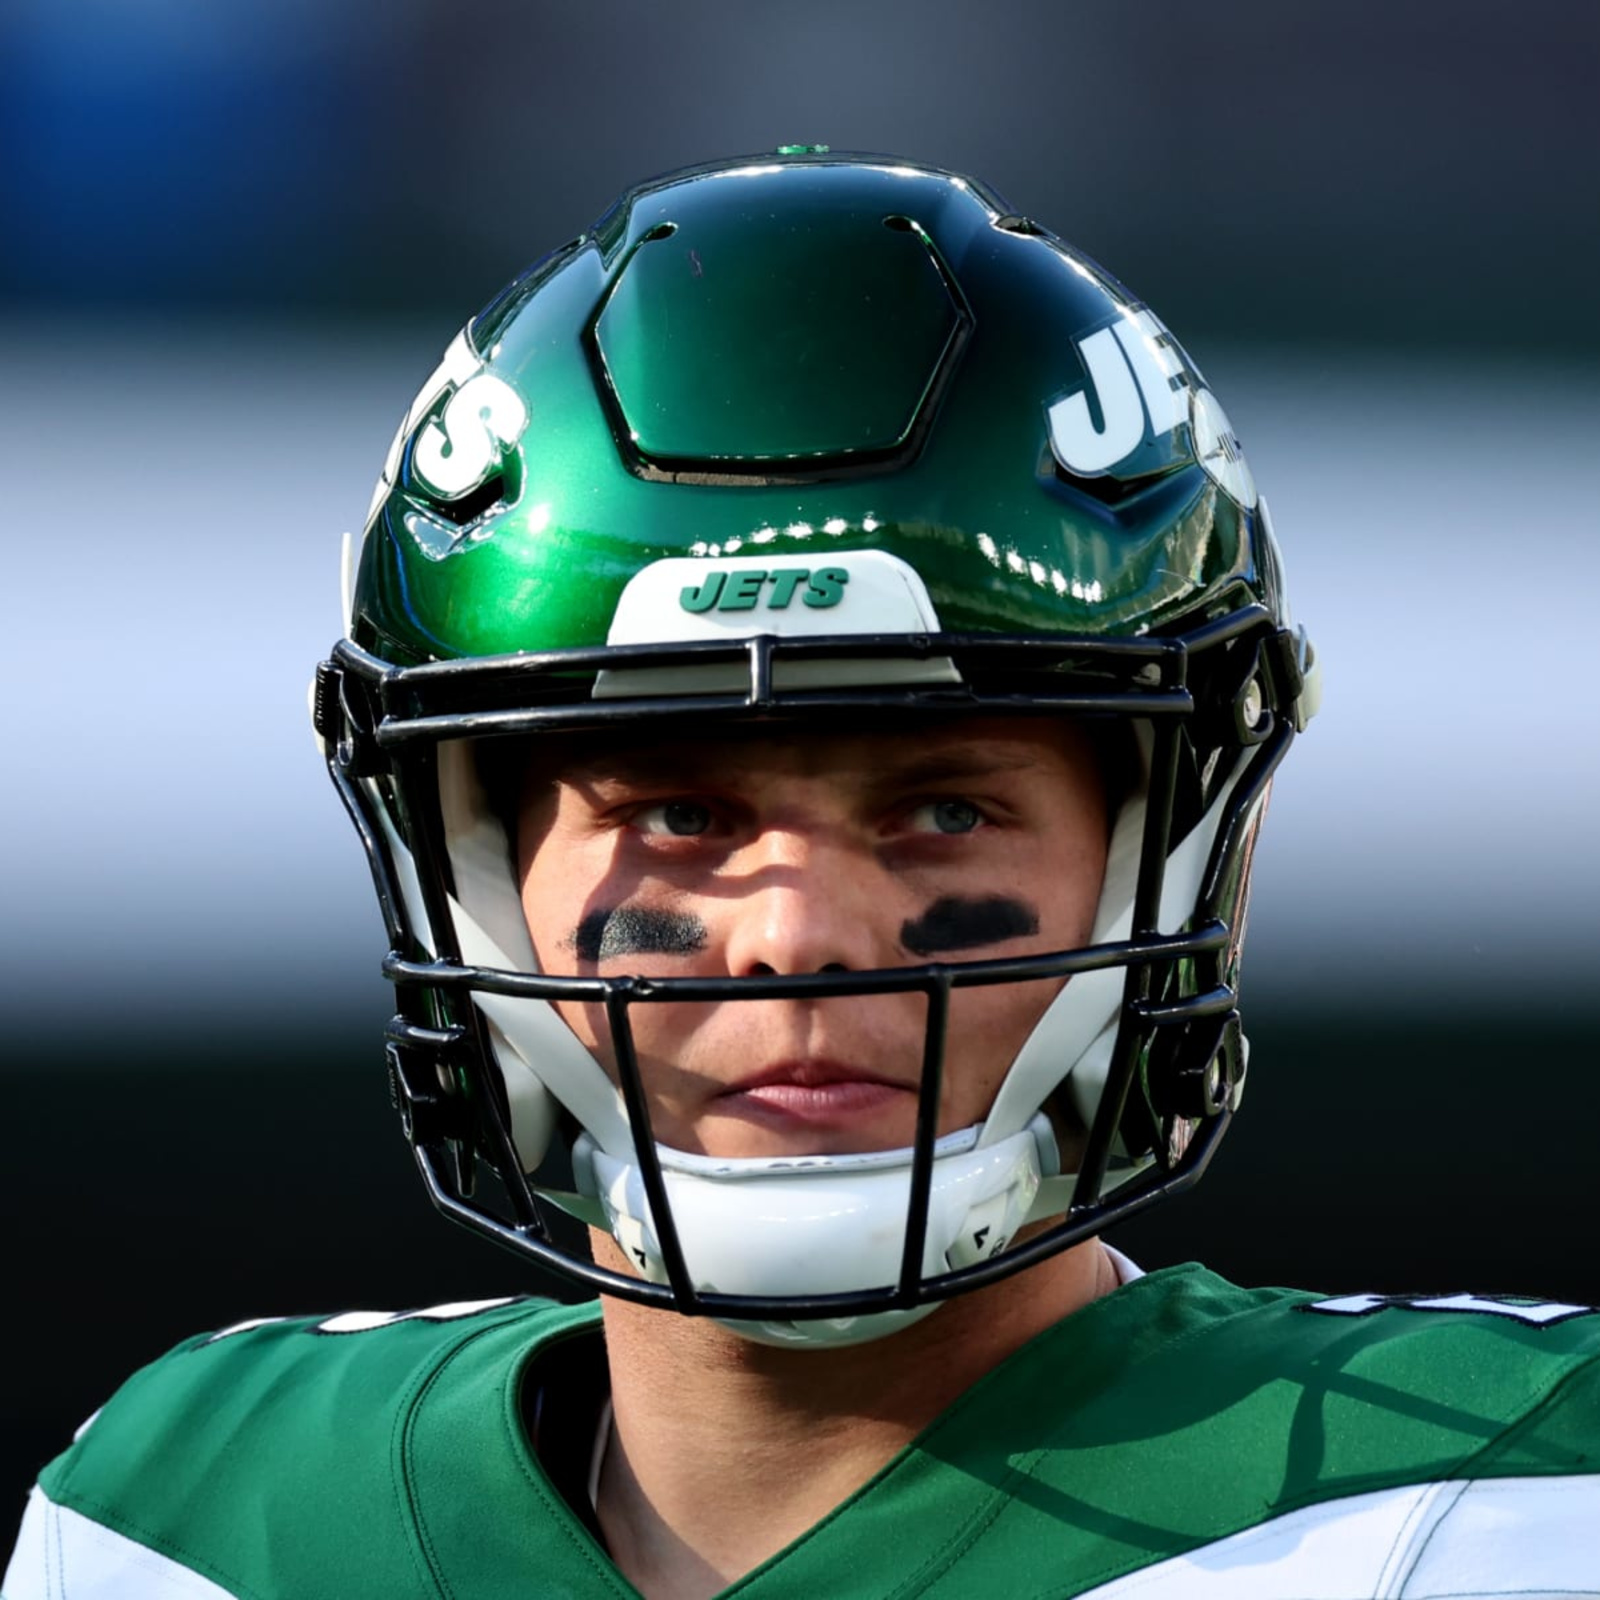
[3,1488,239,1600]
[1074,1473,1600,1599]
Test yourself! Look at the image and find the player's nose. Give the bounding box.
[720,826,888,977]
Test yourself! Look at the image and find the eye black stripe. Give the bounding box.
[901,897,1039,956]
[569,907,708,963]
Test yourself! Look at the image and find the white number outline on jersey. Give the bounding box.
[1305,1291,1596,1328]
[204,1296,518,1344]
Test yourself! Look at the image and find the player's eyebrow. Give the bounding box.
[863,746,1047,790]
[554,748,712,790]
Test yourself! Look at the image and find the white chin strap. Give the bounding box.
[572,1115,1058,1348]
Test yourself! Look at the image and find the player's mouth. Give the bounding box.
[715,1058,915,1128]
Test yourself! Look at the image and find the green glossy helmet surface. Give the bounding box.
[353,150,1277,667]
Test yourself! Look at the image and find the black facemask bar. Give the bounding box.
[315,606,1304,1319]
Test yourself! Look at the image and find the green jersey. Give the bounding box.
[7,1265,1599,1597]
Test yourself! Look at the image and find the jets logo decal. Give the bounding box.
[1303,1292,1597,1328]
[368,329,530,510]
[679,566,848,614]
[411,370,528,500]
[1047,307,1256,509]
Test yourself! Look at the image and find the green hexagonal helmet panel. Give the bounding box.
[352,153,1284,668]
[592,203,966,468]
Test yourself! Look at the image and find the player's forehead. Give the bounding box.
[535,714,1102,794]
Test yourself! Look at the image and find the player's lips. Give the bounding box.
[716,1059,913,1125]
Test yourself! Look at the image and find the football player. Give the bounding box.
[9,150,1597,1599]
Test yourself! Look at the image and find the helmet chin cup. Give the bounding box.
[571,1115,1054,1347]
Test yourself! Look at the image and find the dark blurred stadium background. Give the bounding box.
[4,0,1597,1547]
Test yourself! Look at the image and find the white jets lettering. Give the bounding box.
[1047,307,1257,508]
[411,370,529,500]
[1048,326,1147,474]
[365,332,483,525]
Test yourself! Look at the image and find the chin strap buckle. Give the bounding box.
[1135,992,1245,1122]
[1258,624,1320,734]
[312,660,384,775]
[384,1019,470,1147]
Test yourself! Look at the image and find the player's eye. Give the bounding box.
[907,798,984,835]
[633,800,713,837]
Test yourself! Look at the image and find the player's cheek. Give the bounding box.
[553,998,613,1068]
[943,979,1065,1119]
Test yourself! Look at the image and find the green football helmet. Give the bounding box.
[314,149,1318,1345]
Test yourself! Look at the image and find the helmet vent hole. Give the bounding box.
[1039,444,1147,506]
[881,213,916,232]
[640,221,678,243]
[428,470,512,527]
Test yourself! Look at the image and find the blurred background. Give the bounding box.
[3,0,1597,1545]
